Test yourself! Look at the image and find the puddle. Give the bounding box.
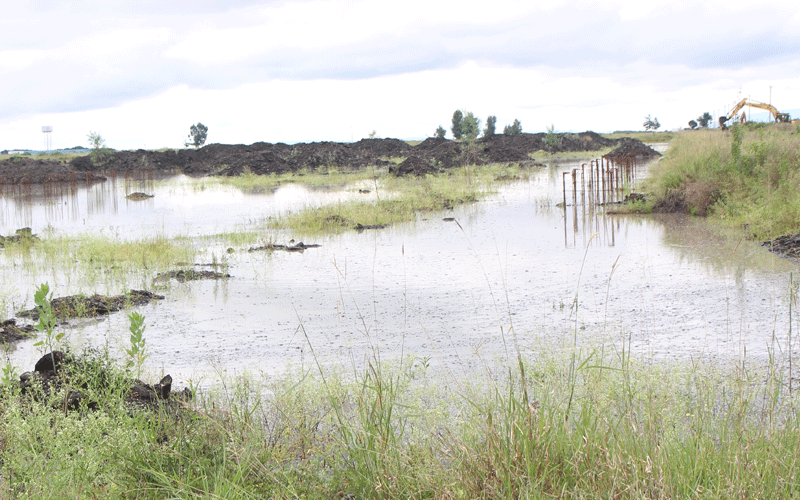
[2,153,798,389]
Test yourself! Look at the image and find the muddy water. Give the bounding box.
[2,153,798,388]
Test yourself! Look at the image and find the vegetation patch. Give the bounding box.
[153,269,231,283]
[17,290,164,321]
[646,124,800,238]
[0,319,35,343]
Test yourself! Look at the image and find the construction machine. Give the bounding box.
[718,98,792,129]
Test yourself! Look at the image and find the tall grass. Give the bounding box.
[647,124,800,238]
[3,340,798,498]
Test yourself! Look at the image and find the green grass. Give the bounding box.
[267,163,531,235]
[528,146,616,160]
[2,334,799,499]
[197,166,385,194]
[602,130,675,143]
[646,123,800,238]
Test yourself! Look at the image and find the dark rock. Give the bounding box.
[35,351,66,373]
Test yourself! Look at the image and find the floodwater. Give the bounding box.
[2,149,798,388]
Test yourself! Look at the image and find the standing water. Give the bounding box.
[1,151,796,388]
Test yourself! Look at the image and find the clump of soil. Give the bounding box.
[17,290,164,321]
[0,227,39,248]
[248,241,321,253]
[17,351,191,414]
[0,319,35,343]
[762,233,800,259]
[652,192,689,214]
[390,156,438,176]
[154,270,231,283]
[126,192,154,201]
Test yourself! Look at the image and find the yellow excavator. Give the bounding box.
[718,98,792,129]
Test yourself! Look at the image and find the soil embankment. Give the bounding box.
[0,132,660,183]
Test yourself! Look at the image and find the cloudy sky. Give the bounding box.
[2,0,799,150]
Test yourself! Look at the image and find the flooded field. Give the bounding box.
[2,151,797,388]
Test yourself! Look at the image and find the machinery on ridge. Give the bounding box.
[718,98,792,129]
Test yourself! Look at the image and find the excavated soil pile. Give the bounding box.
[17,351,191,414]
[763,233,800,259]
[17,290,164,321]
[1,132,659,182]
[603,138,662,161]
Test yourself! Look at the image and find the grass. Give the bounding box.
[199,166,385,194]
[266,163,532,234]
[528,146,617,160]
[2,328,799,499]
[602,130,675,143]
[646,123,800,239]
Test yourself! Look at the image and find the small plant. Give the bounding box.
[32,283,65,353]
[125,312,149,377]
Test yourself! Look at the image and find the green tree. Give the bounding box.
[643,115,661,131]
[503,119,522,135]
[688,119,698,129]
[697,112,713,128]
[434,125,446,139]
[484,115,497,136]
[186,122,208,148]
[545,124,559,147]
[451,110,464,140]
[86,131,112,166]
[461,111,481,140]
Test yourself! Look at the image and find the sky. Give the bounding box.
[1,0,799,150]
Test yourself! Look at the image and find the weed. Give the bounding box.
[31,283,66,355]
[125,312,149,378]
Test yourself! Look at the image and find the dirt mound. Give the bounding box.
[390,156,439,176]
[17,351,191,414]
[652,192,688,214]
[0,319,35,343]
[763,233,800,259]
[153,270,232,283]
[603,138,661,161]
[0,156,106,184]
[18,290,164,321]
[3,132,659,182]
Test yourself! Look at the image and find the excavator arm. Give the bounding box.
[720,99,791,128]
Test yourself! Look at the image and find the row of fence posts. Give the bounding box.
[561,155,638,208]
[561,155,638,248]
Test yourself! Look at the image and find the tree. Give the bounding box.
[503,119,522,135]
[434,125,446,139]
[545,124,559,148]
[697,112,713,128]
[484,115,497,137]
[688,119,698,129]
[186,123,208,148]
[643,115,661,131]
[451,110,463,140]
[87,131,111,165]
[461,111,481,140]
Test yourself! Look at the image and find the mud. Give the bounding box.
[0,132,659,183]
[126,192,154,201]
[762,233,800,259]
[17,351,191,415]
[248,241,321,253]
[0,319,35,343]
[154,270,232,283]
[17,290,164,321]
[603,137,662,161]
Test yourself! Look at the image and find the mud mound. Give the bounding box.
[763,233,800,259]
[603,138,661,161]
[154,270,231,283]
[652,192,688,214]
[248,241,321,253]
[390,156,439,176]
[0,319,35,343]
[18,351,191,414]
[0,156,105,184]
[18,290,164,321]
[0,227,39,248]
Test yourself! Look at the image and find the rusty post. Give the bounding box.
[562,171,568,209]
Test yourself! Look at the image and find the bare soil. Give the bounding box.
[0,132,660,183]
[763,233,800,259]
[17,290,165,322]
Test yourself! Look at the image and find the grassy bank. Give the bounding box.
[2,333,799,499]
[647,123,800,239]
